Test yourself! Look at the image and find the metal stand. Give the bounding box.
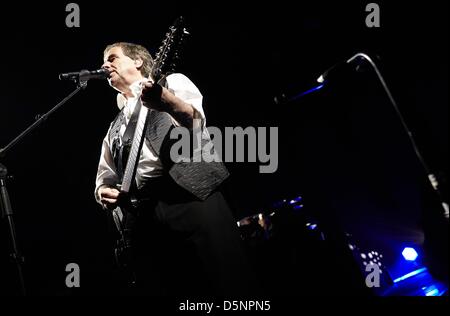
[0,79,88,295]
[1,163,26,295]
[345,53,448,220]
[283,52,449,220]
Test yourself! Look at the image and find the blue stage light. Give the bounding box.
[393,267,427,283]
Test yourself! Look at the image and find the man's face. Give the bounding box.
[102,46,143,91]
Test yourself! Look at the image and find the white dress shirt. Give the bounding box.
[94,73,204,203]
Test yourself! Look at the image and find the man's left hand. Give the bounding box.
[141,80,164,110]
[140,79,195,128]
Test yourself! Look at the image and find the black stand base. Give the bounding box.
[0,163,26,295]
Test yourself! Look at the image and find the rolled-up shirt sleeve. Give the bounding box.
[166,73,205,129]
[94,128,119,204]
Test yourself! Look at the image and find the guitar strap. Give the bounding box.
[111,78,167,182]
[116,100,142,180]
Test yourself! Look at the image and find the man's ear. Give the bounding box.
[134,58,143,69]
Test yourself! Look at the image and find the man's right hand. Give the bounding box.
[99,186,121,210]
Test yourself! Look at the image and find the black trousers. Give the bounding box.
[122,176,252,296]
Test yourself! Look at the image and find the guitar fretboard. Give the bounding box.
[121,100,149,193]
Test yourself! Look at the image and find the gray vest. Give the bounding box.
[108,108,229,201]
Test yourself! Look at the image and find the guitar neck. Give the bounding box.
[120,100,149,193]
[118,16,186,194]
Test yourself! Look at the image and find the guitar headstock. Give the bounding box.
[152,16,190,82]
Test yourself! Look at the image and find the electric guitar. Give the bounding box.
[111,16,189,275]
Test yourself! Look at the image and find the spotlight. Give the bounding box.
[402,247,418,261]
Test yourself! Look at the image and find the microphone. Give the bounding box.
[317,60,349,83]
[273,82,325,105]
[59,68,110,81]
[317,53,368,83]
[273,53,370,104]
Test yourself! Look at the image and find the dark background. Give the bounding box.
[0,1,448,295]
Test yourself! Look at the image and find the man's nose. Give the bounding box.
[102,61,111,69]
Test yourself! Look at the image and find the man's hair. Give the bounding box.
[104,42,154,77]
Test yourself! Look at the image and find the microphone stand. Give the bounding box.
[0,78,89,295]
[336,53,449,220]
